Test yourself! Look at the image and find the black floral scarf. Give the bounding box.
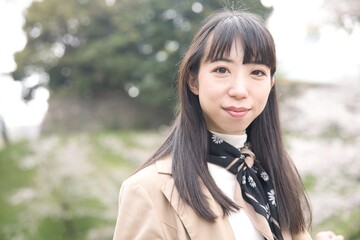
[208,132,283,240]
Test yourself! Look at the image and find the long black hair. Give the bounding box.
[138,10,312,235]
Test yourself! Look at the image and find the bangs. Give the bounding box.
[204,15,276,75]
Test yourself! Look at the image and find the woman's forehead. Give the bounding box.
[203,35,244,62]
[202,32,274,70]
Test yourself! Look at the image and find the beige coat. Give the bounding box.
[113,157,312,240]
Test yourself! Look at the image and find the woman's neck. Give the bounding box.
[210,131,247,149]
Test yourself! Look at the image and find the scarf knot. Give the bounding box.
[221,145,255,175]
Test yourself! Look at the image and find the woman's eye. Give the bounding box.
[251,70,266,77]
[214,67,229,74]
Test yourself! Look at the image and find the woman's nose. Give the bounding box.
[228,76,249,99]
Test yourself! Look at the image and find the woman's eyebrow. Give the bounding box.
[209,57,233,63]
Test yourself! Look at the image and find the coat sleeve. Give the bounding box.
[112,178,165,240]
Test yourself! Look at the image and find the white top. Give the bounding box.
[208,131,263,240]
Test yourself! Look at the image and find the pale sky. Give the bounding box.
[0,0,32,74]
[0,0,46,131]
[265,0,360,84]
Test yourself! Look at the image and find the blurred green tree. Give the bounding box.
[14,0,271,105]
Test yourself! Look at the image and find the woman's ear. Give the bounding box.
[188,75,199,95]
[271,76,275,87]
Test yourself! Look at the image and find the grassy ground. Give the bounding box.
[0,130,358,239]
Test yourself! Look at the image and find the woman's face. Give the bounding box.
[189,40,273,135]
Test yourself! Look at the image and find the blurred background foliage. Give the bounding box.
[1,0,359,239]
[13,0,269,104]
[12,0,271,130]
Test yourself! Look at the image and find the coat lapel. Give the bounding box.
[156,159,235,240]
[234,183,274,240]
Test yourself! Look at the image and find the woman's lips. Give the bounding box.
[223,106,249,118]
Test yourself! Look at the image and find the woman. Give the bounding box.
[113,10,342,240]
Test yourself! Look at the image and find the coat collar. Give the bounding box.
[155,157,172,175]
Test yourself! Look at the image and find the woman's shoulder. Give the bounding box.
[121,156,173,191]
[282,229,312,240]
[292,230,312,240]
